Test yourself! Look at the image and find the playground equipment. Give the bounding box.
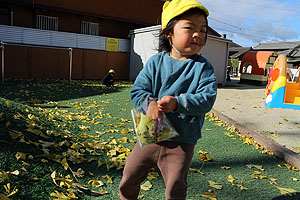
[265,54,300,110]
[240,51,277,85]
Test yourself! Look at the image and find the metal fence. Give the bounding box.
[0,24,130,52]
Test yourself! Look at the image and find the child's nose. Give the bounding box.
[193,32,200,38]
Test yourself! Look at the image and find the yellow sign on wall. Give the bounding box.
[106,38,119,52]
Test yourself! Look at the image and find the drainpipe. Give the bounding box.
[1,41,4,86]
[68,48,73,85]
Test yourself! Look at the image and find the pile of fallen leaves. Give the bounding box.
[0,80,136,199]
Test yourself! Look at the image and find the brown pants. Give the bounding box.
[119,141,195,200]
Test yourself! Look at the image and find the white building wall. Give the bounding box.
[201,36,229,85]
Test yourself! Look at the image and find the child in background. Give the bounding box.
[119,0,217,199]
[103,69,115,87]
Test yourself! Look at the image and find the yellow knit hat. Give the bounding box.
[109,69,115,74]
[161,0,209,29]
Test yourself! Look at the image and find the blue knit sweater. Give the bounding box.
[131,51,217,144]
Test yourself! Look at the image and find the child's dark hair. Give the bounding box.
[158,8,208,52]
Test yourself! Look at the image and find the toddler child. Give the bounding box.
[119,0,217,199]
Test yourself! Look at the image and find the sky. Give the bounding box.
[199,0,300,47]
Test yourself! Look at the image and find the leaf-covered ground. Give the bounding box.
[0,79,299,200]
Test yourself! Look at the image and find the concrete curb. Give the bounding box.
[211,108,300,170]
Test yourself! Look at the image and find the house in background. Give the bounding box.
[0,0,164,80]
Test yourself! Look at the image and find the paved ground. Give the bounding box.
[212,78,300,153]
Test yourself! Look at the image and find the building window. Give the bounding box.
[36,15,58,31]
[0,7,10,25]
[81,21,99,36]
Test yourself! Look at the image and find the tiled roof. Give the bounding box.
[229,47,252,58]
[253,41,300,50]
[278,48,300,57]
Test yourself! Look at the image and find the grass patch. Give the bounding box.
[0,79,299,200]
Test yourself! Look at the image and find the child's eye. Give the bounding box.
[184,27,192,30]
[200,29,207,33]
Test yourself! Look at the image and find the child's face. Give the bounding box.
[167,13,207,60]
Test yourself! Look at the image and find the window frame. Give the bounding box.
[81,21,99,36]
[36,15,59,31]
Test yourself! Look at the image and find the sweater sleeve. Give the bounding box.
[175,62,217,116]
[130,59,157,114]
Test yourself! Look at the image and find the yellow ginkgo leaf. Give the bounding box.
[269,177,278,182]
[10,170,19,176]
[22,161,30,166]
[140,181,152,191]
[196,192,217,200]
[15,152,26,161]
[233,183,248,191]
[88,180,104,187]
[253,171,262,175]
[118,137,129,143]
[275,186,297,196]
[200,154,212,162]
[227,124,236,132]
[0,171,9,180]
[74,168,85,178]
[243,137,255,145]
[147,171,159,180]
[60,158,69,170]
[117,153,127,160]
[221,166,231,170]
[98,161,105,167]
[227,175,236,183]
[292,178,299,181]
[9,130,23,140]
[59,175,74,189]
[51,171,59,186]
[3,183,10,193]
[208,180,223,190]
[247,164,264,171]
[50,190,69,200]
[109,139,118,145]
[67,192,78,199]
[121,129,128,134]
[121,118,130,122]
[224,132,234,137]
[259,175,268,179]
[4,183,18,197]
[189,168,205,175]
[99,189,109,195]
[102,175,113,184]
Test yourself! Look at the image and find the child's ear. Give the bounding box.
[164,33,172,40]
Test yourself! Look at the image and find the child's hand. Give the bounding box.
[146,101,164,133]
[157,96,178,113]
[147,100,163,120]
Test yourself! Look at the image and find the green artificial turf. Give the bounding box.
[0,79,299,200]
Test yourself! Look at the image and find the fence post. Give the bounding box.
[68,48,73,85]
[1,41,4,86]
